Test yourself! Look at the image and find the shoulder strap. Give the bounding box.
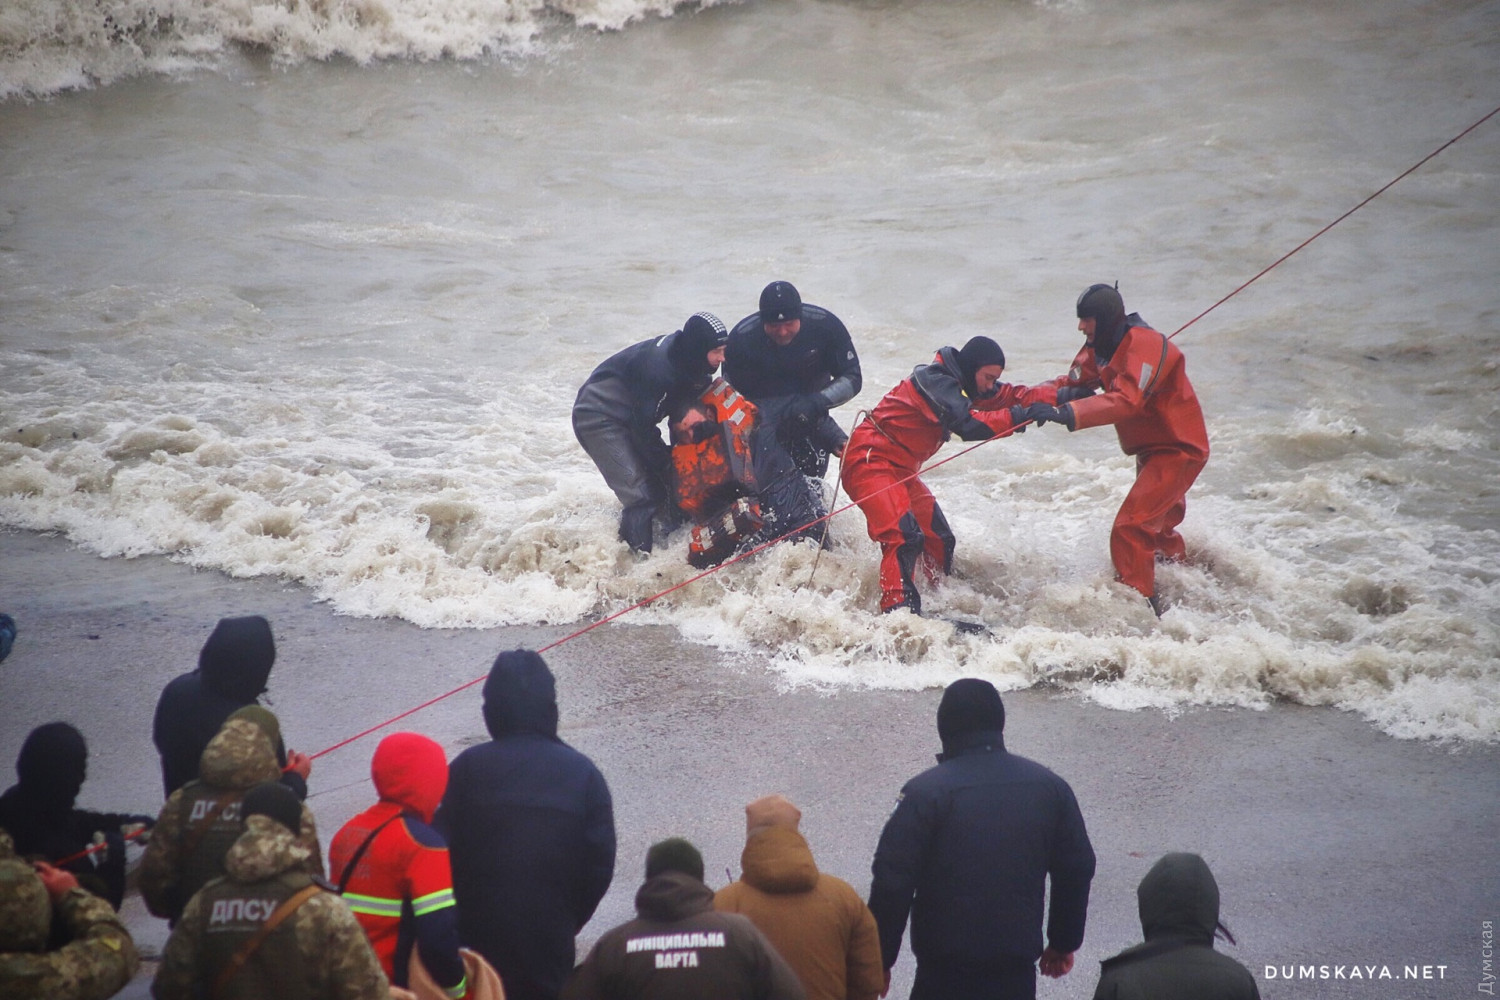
[211,882,324,1000]
[178,789,240,861]
[337,813,404,895]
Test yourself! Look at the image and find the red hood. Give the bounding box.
[371,732,448,823]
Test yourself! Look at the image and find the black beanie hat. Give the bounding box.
[482,648,559,739]
[242,781,302,835]
[956,336,1006,376]
[759,281,802,324]
[937,678,1006,745]
[668,312,728,371]
[645,837,705,882]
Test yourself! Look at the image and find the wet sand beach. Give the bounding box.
[1,528,1495,999]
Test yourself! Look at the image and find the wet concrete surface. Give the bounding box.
[2,529,1495,999]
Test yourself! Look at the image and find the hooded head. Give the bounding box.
[955,336,1007,399]
[227,705,285,763]
[1137,852,1221,945]
[936,678,1006,757]
[645,837,704,883]
[668,311,728,376]
[15,721,87,814]
[482,649,559,740]
[198,716,282,791]
[372,732,449,823]
[1076,282,1128,362]
[0,831,50,953]
[745,794,801,839]
[198,615,276,703]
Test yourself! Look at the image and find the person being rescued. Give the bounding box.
[669,378,826,568]
[841,336,1087,615]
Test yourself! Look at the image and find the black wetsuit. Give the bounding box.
[573,332,715,551]
[722,304,861,480]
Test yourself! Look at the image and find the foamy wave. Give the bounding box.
[2,342,1497,744]
[0,0,732,99]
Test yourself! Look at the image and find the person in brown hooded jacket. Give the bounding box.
[715,796,884,1000]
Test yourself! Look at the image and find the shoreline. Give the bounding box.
[2,527,1495,999]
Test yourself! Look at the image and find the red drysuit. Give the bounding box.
[842,348,1056,613]
[1054,323,1210,598]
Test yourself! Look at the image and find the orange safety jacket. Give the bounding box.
[1054,325,1209,461]
[849,350,1055,474]
[672,379,760,520]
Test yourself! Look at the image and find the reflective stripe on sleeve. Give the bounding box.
[342,893,404,919]
[411,887,457,917]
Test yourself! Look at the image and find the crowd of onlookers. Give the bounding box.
[1,614,1260,1000]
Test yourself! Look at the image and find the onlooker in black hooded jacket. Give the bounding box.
[0,722,154,909]
[436,649,616,1000]
[152,615,309,800]
[1092,853,1260,1000]
[868,679,1096,1000]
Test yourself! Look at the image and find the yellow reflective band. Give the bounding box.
[343,893,403,919]
[411,888,457,917]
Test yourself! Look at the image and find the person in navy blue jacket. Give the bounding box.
[867,679,1096,1000]
[151,615,311,800]
[436,649,617,1000]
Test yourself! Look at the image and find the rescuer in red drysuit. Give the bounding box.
[1015,284,1210,613]
[842,337,1068,614]
[670,378,824,567]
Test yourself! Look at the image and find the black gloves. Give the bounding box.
[1056,385,1096,404]
[1012,402,1075,430]
[787,394,829,425]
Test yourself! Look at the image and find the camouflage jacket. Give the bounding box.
[140,717,324,919]
[0,830,139,1000]
[153,815,388,1000]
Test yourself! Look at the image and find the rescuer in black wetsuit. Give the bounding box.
[572,312,729,553]
[722,281,862,482]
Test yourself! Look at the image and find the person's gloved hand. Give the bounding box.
[1014,402,1075,430]
[787,394,828,425]
[1056,385,1096,404]
[34,861,79,901]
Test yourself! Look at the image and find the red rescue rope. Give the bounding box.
[304,101,1498,761]
[55,105,1496,870]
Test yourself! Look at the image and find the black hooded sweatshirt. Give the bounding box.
[1092,853,1260,1000]
[151,616,278,798]
[0,722,152,909]
[435,651,617,1000]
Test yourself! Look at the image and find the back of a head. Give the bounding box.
[1076,282,1126,326]
[198,716,280,790]
[241,780,302,836]
[227,705,284,758]
[482,648,559,740]
[745,794,801,839]
[198,615,276,703]
[936,678,1006,752]
[16,721,88,811]
[371,731,449,822]
[0,836,50,953]
[645,837,705,883]
[1138,852,1221,944]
